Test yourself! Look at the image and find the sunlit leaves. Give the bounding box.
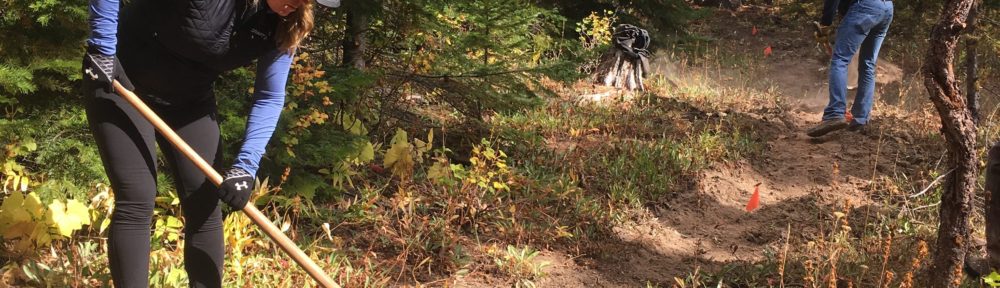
[153,216,183,243]
[0,192,92,257]
[2,139,37,193]
[576,10,617,50]
[984,271,1000,287]
[384,129,416,180]
[0,192,46,242]
[466,140,512,193]
[426,157,452,185]
[48,199,90,237]
[413,128,433,159]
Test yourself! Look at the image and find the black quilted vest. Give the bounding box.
[154,0,280,71]
[117,0,281,105]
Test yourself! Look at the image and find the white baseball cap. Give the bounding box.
[316,0,341,7]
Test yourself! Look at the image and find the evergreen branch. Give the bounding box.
[0,64,37,95]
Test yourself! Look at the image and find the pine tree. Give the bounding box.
[0,0,89,109]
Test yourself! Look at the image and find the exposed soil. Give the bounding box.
[456,6,939,288]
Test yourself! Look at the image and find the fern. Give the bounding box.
[0,64,37,96]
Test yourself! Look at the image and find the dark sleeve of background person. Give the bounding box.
[820,0,840,26]
[820,0,856,26]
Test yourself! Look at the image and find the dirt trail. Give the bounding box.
[534,68,880,288]
[532,11,918,287]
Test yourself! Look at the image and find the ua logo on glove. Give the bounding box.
[220,168,255,209]
[84,67,100,80]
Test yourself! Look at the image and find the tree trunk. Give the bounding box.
[342,6,370,69]
[965,4,979,122]
[924,0,979,286]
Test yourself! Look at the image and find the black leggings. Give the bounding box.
[85,61,225,288]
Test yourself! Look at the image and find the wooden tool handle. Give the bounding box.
[112,81,340,288]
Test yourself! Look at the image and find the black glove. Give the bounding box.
[218,167,255,209]
[83,46,117,91]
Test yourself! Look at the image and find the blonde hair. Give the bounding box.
[252,0,315,53]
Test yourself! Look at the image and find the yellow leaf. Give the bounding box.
[165,216,182,228]
[49,199,91,237]
[340,114,368,135]
[23,192,44,218]
[426,129,434,149]
[358,141,375,163]
[0,191,27,223]
[48,201,70,236]
[413,138,431,160]
[100,218,111,234]
[8,208,31,226]
[555,226,574,239]
[4,221,35,240]
[427,159,451,184]
[31,221,52,246]
[383,129,415,179]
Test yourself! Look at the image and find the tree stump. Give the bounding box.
[594,49,646,91]
[593,24,650,92]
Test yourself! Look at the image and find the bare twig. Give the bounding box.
[978,17,999,27]
[386,68,541,79]
[910,168,956,198]
[910,201,942,212]
[779,223,791,288]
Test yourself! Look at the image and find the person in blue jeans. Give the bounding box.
[806,0,894,137]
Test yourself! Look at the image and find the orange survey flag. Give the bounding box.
[746,183,762,212]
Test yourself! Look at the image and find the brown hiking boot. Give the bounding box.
[806,118,849,137]
[847,123,868,135]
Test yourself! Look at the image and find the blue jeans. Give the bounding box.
[822,0,894,125]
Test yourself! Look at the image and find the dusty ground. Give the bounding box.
[531,89,916,287]
[455,7,940,288]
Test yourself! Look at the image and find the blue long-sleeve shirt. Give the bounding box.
[232,50,291,176]
[88,0,290,176]
[88,0,119,55]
